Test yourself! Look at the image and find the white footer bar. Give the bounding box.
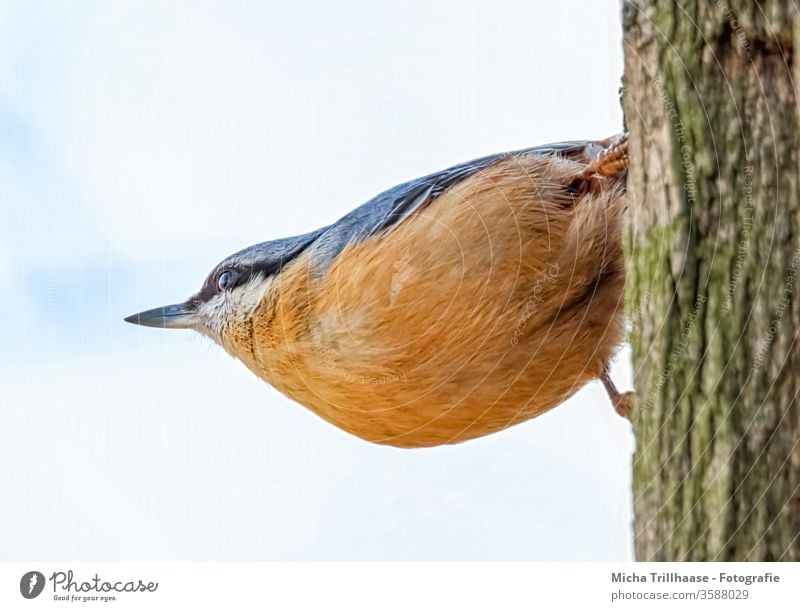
[0,562,795,610]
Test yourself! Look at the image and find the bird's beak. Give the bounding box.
[124,302,198,330]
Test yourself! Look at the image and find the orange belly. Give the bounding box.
[245,153,626,447]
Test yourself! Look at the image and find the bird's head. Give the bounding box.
[124,247,278,353]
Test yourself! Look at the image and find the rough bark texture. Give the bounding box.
[622,0,800,560]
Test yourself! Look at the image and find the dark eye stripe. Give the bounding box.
[194,258,282,305]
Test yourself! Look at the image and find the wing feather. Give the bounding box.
[230,139,610,275]
[309,139,605,266]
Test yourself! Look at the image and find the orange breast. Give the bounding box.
[246,153,627,447]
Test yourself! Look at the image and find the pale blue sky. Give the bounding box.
[0,0,634,560]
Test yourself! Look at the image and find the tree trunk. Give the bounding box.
[622,0,800,560]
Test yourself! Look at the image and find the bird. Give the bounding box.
[125,134,632,448]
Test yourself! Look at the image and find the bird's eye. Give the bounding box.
[217,270,237,291]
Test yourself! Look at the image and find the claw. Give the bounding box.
[579,133,629,180]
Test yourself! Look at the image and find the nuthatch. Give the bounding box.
[126,135,631,448]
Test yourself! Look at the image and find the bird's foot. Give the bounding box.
[610,390,634,419]
[579,133,629,180]
[600,368,634,419]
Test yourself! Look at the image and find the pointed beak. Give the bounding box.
[124,302,198,329]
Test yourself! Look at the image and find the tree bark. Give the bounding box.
[622,0,800,560]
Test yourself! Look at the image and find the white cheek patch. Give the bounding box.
[196,295,225,341]
[199,274,274,342]
[227,274,273,319]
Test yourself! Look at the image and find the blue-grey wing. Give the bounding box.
[309,139,601,266]
[229,140,603,278]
